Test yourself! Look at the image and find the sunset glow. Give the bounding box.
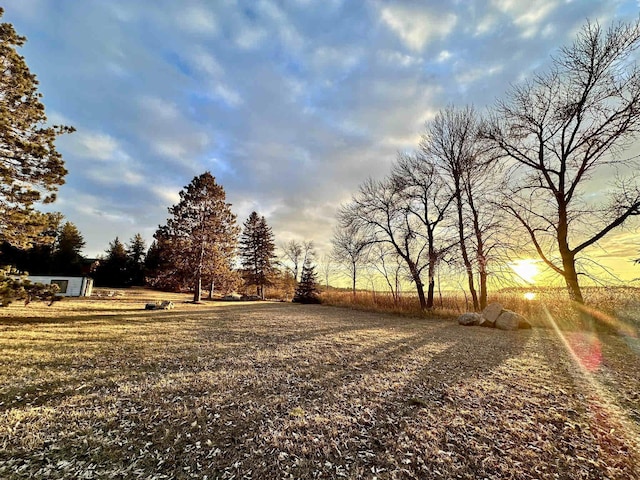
[511,259,540,284]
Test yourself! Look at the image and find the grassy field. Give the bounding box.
[1,289,639,479]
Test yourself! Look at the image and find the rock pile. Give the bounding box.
[145,300,175,310]
[458,302,531,330]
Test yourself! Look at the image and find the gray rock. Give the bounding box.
[145,302,158,310]
[160,300,174,310]
[458,312,483,326]
[478,316,495,328]
[519,317,532,329]
[496,310,526,331]
[482,302,503,323]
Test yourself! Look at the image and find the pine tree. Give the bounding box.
[293,260,320,304]
[239,212,277,299]
[156,172,239,302]
[145,238,181,291]
[126,233,146,286]
[52,222,85,275]
[0,9,74,248]
[0,266,61,307]
[94,237,128,287]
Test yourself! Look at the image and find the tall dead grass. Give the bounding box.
[321,286,640,333]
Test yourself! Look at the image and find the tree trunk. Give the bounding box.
[562,252,584,304]
[427,278,435,309]
[352,263,357,297]
[194,242,204,303]
[468,190,487,310]
[465,268,478,310]
[426,256,435,309]
[194,273,202,303]
[415,277,427,311]
[209,280,214,299]
[478,268,487,310]
[426,242,437,309]
[455,186,479,311]
[558,202,584,304]
[408,263,427,310]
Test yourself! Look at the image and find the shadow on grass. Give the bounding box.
[0,301,535,479]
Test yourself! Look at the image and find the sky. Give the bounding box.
[3,0,640,284]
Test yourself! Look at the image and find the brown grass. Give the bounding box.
[1,288,639,479]
[322,286,640,332]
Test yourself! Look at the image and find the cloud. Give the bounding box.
[136,96,212,167]
[492,0,559,38]
[213,83,243,106]
[235,26,268,50]
[455,64,505,86]
[188,47,224,77]
[379,5,457,51]
[377,49,424,68]
[177,4,218,35]
[68,131,120,161]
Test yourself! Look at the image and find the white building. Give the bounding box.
[25,276,94,297]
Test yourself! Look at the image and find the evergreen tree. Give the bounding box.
[1,266,61,307]
[0,213,60,274]
[293,260,320,304]
[145,238,182,291]
[155,172,239,302]
[0,9,74,248]
[94,237,129,287]
[239,211,277,299]
[52,222,85,275]
[126,233,146,286]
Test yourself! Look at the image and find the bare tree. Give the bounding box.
[301,240,315,273]
[391,153,455,309]
[318,253,334,289]
[483,19,640,303]
[339,176,431,310]
[368,242,405,303]
[281,240,303,281]
[331,224,371,296]
[281,239,315,282]
[423,105,496,310]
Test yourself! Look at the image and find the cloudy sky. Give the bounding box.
[4,0,640,281]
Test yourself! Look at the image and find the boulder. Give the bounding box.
[458,312,483,326]
[145,301,174,310]
[159,300,174,310]
[519,317,532,329]
[496,310,526,331]
[482,302,503,323]
[478,316,495,328]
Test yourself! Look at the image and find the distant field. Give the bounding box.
[1,289,639,479]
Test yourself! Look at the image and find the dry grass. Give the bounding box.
[322,286,640,332]
[1,289,639,479]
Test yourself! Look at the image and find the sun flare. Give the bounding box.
[511,259,540,284]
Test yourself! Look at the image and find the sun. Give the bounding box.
[511,259,540,284]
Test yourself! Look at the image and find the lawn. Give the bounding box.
[1,290,639,479]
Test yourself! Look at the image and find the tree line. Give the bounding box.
[1,171,318,302]
[333,19,640,308]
